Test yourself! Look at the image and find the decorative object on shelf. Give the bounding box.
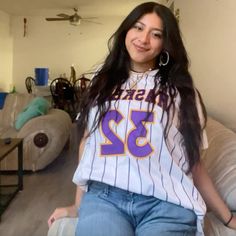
[70,65,76,84]
[165,0,180,22]
[23,18,27,37]
[10,85,16,93]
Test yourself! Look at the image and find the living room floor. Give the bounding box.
[0,147,77,236]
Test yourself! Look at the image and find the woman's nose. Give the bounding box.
[139,31,150,43]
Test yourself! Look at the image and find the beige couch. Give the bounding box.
[0,93,72,171]
[47,117,236,236]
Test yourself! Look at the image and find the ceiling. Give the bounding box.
[0,0,152,17]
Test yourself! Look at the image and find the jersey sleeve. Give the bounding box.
[195,90,208,150]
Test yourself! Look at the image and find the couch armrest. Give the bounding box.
[17,109,72,171]
[204,212,236,236]
[18,108,71,138]
[201,117,236,210]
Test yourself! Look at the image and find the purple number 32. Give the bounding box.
[101,110,154,158]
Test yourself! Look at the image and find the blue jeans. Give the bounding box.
[76,181,197,236]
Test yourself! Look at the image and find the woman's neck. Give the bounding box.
[130,62,156,73]
[130,66,157,74]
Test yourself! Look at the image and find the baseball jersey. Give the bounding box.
[73,69,208,235]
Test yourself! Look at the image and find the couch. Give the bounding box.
[0,93,72,171]
[47,117,236,236]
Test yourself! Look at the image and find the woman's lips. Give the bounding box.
[133,43,149,52]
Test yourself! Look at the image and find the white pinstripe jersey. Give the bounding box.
[73,69,208,235]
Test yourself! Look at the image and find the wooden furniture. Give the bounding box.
[50,78,77,120]
[73,76,90,94]
[73,76,90,113]
[25,77,35,94]
[0,138,23,220]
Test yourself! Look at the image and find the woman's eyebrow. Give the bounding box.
[136,20,163,32]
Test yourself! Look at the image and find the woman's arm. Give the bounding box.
[47,186,84,227]
[192,161,236,229]
[47,129,88,227]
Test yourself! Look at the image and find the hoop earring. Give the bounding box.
[159,51,169,67]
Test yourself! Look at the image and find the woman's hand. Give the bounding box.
[47,205,78,228]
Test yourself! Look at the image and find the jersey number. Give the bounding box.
[100,110,154,158]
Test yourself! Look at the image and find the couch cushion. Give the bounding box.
[48,218,78,236]
[0,93,35,128]
[202,117,236,210]
[15,97,50,130]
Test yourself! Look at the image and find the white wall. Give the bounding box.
[0,10,13,91]
[174,0,236,131]
[11,13,122,92]
[11,0,151,93]
[4,0,236,131]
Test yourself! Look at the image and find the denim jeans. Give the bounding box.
[75,181,197,236]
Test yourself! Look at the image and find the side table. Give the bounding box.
[0,138,23,220]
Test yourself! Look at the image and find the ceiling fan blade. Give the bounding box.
[82,19,102,25]
[45,8,100,25]
[46,18,70,21]
[57,13,70,18]
[82,17,98,20]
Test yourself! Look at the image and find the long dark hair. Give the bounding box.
[78,2,207,172]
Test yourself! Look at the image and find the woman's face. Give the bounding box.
[125,12,164,72]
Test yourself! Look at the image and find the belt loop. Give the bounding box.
[87,180,92,191]
[103,183,109,196]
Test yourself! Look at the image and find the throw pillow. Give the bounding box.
[15,97,50,130]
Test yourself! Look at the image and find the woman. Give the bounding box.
[48,2,236,235]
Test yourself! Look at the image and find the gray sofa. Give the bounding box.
[48,117,236,236]
[0,93,72,171]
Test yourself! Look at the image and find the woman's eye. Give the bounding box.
[152,32,162,39]
[133,24,143,31]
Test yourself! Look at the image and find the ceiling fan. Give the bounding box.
[45,8,100,26]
